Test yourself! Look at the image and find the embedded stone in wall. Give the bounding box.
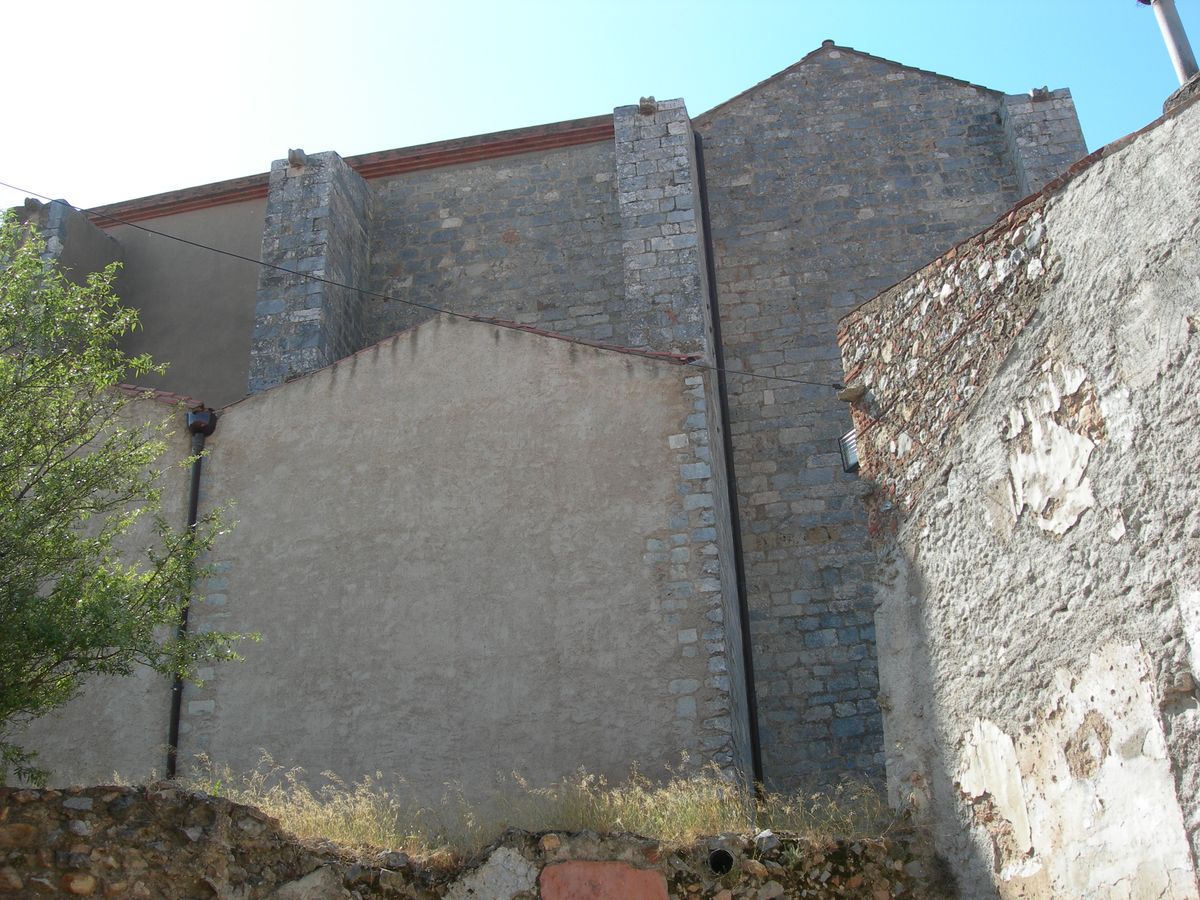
[250,150,373,393]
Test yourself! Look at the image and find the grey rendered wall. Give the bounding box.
[20,199,123,285]
[182,316,738,802]
[852,102,1200,897]
[695,45,1038,787]
[15,398,196,785]
[104,200,267,408]
[365,142,625,347]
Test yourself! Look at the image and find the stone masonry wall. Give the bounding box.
[1001,88,1088,197]
[250,151,373,393]
[613,99,707,355]
[695,43,1039,788]
[19,198,122,283]
[365,141,625,347]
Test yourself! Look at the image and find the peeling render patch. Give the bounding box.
[1004,362,1099,535]
[959,720,1033,864]
[956,644,1198,898]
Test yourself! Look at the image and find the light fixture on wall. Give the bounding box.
[839,428,860,474]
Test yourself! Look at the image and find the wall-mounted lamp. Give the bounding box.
[839,428,860,473]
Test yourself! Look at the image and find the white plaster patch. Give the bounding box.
[1007,365,1096,534]
[1107,510,1126,543]
[1098,384,1138,451]
[956,645,1198,898]
[958,719,1034,855]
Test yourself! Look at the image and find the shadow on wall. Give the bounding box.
[844,91,1200,898]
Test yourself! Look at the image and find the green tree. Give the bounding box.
[0,214,239,783]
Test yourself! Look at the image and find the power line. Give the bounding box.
[1,179,843,391]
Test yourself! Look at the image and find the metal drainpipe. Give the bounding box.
[693,131,766,792]
[1140,0,1199,84]
[166,408,217,780]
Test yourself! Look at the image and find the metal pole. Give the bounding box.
[1142,0,1199,85]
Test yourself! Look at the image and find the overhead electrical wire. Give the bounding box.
[0,179,844,391]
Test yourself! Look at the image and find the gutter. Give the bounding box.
[166,408,217,781]
[693,131,765,790]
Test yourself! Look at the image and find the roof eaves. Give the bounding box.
[88,114,615,227]
[115,383,208,410]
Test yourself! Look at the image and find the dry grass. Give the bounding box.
[183,754,895,861]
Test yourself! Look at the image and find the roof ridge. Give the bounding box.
[694,42,1001,125]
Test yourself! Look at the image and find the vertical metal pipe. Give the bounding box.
[694,131,766,793]
[1143,0,1199,84]
[166,410,216,780]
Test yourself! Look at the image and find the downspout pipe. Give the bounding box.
[166,408,217,780]
[1140,0,1199,84]
[694,131,766,792]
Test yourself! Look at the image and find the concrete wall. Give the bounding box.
[15,396,197,784]
[104,201,266,408]
[694,43,1076,788]
[840,99,1200,897]
[179,316,739,800]
[366,141,624,347]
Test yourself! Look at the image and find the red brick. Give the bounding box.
[539,860,668,900]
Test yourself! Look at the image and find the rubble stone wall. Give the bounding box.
[838,95,1200,897]
[0,785,949,899]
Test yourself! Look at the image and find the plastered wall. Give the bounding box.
[104,201,267,408]
[15,396,198,784]
[179,316,740,801]
[841,99,1200,897]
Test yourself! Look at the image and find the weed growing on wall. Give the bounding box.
[185,754,896,860]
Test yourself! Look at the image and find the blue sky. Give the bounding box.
[1,1,1194,210]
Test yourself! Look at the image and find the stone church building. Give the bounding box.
[20,43,1087,801]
